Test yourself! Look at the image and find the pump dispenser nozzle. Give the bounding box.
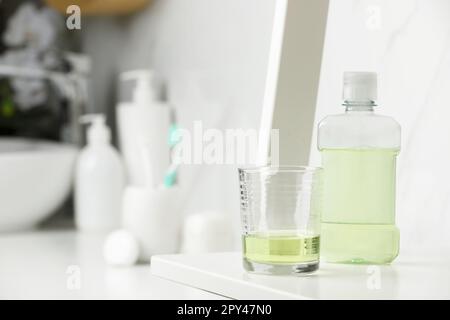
[80,114,111,145]
[120,70,161,105]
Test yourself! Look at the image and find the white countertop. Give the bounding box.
[0,230,223,300]
[3,230,449,300]
[151,251,450,299]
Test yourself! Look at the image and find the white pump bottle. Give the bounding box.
[75,114,125,232]
[117,70,171,187]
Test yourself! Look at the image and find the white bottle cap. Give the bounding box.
[343,71,377,102]
[80,114,111,145]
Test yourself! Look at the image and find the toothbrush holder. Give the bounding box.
[122,186,181,261]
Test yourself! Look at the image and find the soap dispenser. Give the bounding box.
[75,114,125,232]
[117,70,172,187]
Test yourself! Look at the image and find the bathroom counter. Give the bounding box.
[151,250,450,299]
[2,230,449,299]
[0,230,223,299]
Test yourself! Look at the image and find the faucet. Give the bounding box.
[0,54,90,145]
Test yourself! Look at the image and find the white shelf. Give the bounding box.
[151,251,450,299]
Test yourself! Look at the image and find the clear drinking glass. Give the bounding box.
[239,166,322,275]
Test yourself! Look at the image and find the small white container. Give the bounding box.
[180,212,235,254]
[122,186,181,261]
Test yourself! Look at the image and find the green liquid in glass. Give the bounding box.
[321,148,400,264]
[243,232,320,265]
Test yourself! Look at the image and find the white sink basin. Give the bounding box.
[0,138,78,232]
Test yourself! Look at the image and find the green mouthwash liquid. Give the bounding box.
[243,232,320,264]
[320,148,400,264]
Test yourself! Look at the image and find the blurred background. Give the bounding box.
[0,0,274,240]
[0,0,449,265]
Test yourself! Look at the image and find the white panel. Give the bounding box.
[259,0,329,165]
[152,251,450,299]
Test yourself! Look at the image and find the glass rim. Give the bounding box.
[238,165,322,174]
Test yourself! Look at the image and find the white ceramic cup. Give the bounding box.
[122,186,181,261]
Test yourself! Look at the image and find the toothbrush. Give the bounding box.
[163,162,178,188]
[163,124,181,188]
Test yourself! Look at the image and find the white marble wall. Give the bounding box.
[82,0,450,251]
[310,0,450,250]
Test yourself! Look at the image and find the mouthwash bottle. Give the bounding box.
[318,72,401,264]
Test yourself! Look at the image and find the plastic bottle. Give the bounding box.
[75,114,125,232]
[116,70,171,187]
[318,72,401,264]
